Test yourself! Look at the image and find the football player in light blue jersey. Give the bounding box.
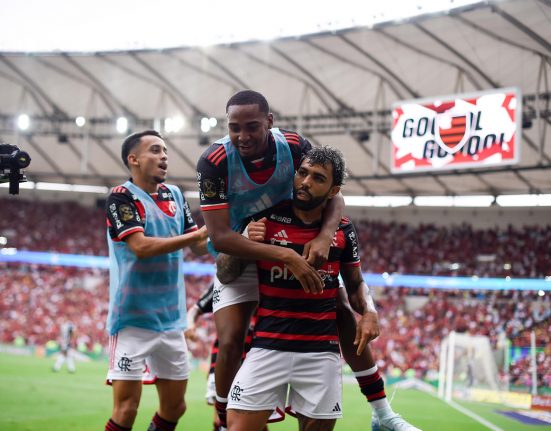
[104,130,208,431]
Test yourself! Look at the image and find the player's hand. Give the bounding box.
[303,232,333,268]
[194,225,208,241]
[283,249,324,294]
[354,311,379,355]
[184,325,198,342]
[247,217,267,242]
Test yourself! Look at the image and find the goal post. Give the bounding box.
[438,331,502,402]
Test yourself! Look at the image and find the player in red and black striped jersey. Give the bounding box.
[225,147,420,431]
[253,204,360,354]
[197,91,343,430]
[196,129,311,212]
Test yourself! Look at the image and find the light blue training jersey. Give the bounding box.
[207,128,294,255]
[107,181,188,335]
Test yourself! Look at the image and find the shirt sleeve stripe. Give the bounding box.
[200,203,229,211]
[118,226,144,240]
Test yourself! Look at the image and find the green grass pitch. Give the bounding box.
[0,353,543,431]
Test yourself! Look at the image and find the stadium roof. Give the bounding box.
[0,0,550,197]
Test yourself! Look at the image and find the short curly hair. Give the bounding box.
[302,146,347,187]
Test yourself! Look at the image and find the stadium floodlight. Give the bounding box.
[164,116,185,133]
[539,290,545,297]
[17,114,30,130]
[0,236,7,246]
[75,116,86,127]
[209,117,217,128]
[116,117,128,134]
[200,117,211,133]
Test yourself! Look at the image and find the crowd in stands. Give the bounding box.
[0,198,549,391]
[355,221,551,278]
[0,199,106,256]
[0,263,214,357]
[1,198,550,278]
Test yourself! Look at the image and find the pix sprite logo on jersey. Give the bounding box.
[391,88,521,173]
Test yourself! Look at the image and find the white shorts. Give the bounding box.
[212,264,259,313]
[107,327,190,382]
[227,348,342,420]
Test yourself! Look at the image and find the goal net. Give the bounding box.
[438,331,504,402]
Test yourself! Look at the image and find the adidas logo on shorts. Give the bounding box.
[332,402,341,412]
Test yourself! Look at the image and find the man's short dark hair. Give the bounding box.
[226,90,270,115]
[303,146,348,187]
[121,130,164,168]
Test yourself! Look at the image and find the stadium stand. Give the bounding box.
[1,199,549,392]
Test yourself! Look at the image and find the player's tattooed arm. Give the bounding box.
[216,253,250,284]
[215,218,266,284]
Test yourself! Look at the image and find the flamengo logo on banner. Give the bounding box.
[391,88,521,172]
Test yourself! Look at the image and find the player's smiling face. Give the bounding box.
[293,158,340,211]
[227,103,273,160]
[132,135,168,184]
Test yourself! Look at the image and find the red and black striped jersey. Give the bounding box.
[106,182,197,241]
[251,200,361,353]
[196,129,311,212]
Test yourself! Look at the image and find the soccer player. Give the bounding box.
[52,321,76,373]
[197,90,343,429]
[104,130,208,431]
[197,91,420,431]
[226,147,421,431]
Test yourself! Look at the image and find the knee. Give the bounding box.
[217,331,246,356]
[113,399,139,424]
[158,399,186,423]
[173,400,187,419]
[217,341,245,363]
